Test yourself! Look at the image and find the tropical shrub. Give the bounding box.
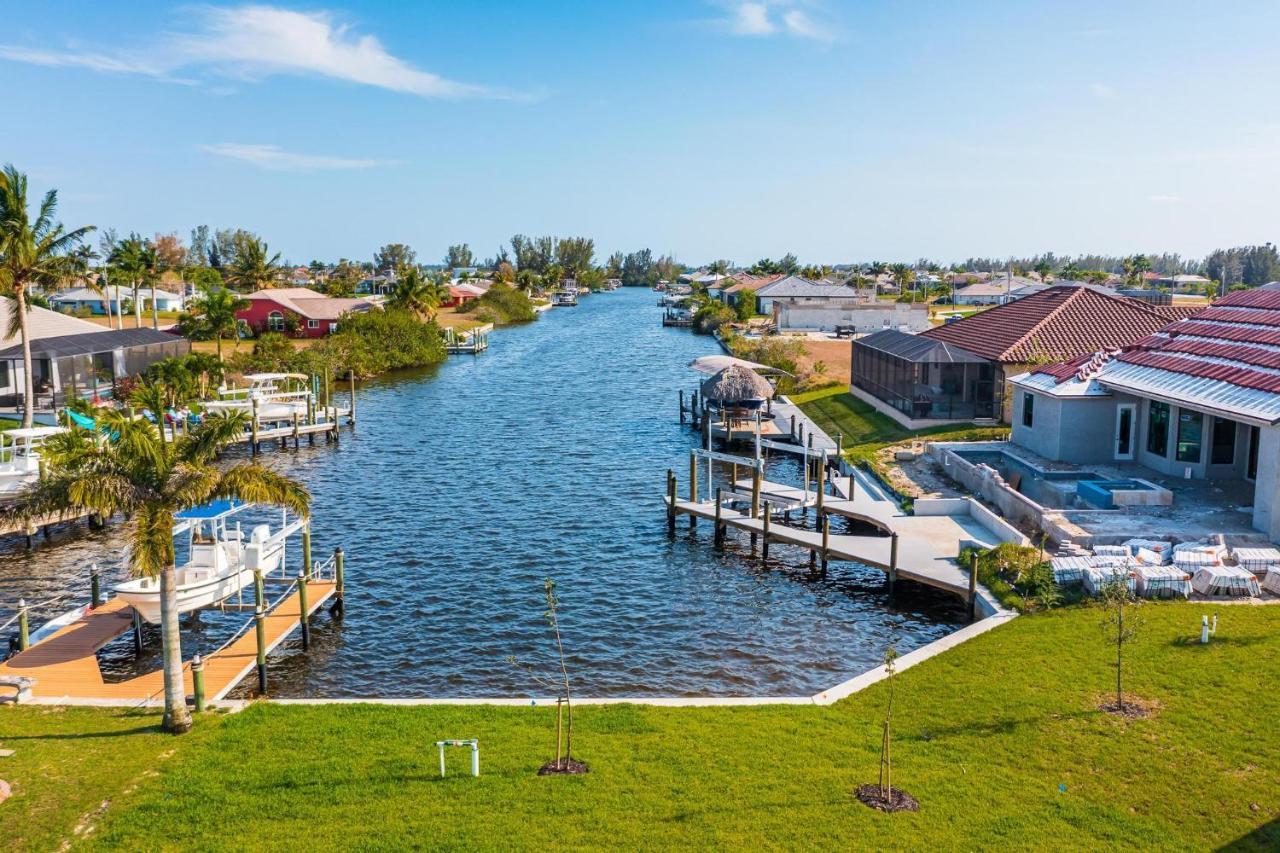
[460,283,536,325]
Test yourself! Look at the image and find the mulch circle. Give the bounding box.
[1098,699,1154,720]
[538,758,590,776]
[855,784,919,813]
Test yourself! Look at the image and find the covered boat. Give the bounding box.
[0,426,66,497]
[113,501,299,623]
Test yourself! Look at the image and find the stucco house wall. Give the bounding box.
[777,302,929,333]
[1011,389,1123,464]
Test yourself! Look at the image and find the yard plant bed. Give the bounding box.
[537,758,589,775]
[4,603,1278,851]
[855,783,920,813]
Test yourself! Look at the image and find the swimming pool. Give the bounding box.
[949,449,1108,509]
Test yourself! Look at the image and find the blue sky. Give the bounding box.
[1,1,1276,266]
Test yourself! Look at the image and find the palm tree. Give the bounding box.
[184,281,250,360]
[108,234,152,328]
[19,406,310,733]
[71,244,116,329]
[385,266,439,320]
[225,234,282,292]
[0,165,95,428]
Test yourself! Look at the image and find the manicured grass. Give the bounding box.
[0,706,223,850]
[7,604,1276,849]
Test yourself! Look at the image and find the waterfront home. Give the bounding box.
[951,275,1047,305]
[357,273,395,296]
[719,273,784,309]
[237,288,375,338]
[51,286,185,315]
[756,276,919,333]
[0,300,188,411]
[852,285,1175,426]
[1009,285,1280,543]
[443,284,484,309]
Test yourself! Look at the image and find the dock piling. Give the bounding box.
[348,371,357,427]
[297,571,310,651]
[714,487,724,548]
[16,599,28,651]
[302,527,312,580]
[250,397,260,456]
[132,609,144,655]
[688,452,698,528]
[292,412,301,449]
[192,654,206,712]
[821,516,830,574]
[679,390,685,424]
[888,532,900,595]
[761,501,771,561]
[254,607,267,694]
[90,563,101,608]
[666,469,676,533]
[332,547,345,618]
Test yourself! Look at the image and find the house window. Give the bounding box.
[1021,392,1034,427]
[307,319,319,329]
[328,322,338,334]
[267,311,285,332]
[1211,417,1236,465]
[1176,410,1203,464]
[1147,401,1169,456]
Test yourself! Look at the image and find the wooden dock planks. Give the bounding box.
[0,580,335,703]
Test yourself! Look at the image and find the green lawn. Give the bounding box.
[793,386,1008,470]
[5,603,1277,850]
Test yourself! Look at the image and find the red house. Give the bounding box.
[237,288,376,339]
[441,284,483,310]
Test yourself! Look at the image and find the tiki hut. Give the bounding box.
[700,364,775,410]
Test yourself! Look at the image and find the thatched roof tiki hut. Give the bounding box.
[700,365,776,412]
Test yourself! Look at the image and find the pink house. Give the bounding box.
[237,288,375,339]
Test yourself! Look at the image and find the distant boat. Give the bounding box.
[113,501,299,624]
[0,426,66,497]
[551,288,579,307]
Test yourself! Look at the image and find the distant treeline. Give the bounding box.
[948,244,1280,287]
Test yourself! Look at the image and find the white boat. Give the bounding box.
[550,289,578,307]
[0,426,66,497]
[203,373,313,421]
[113,501,300,624]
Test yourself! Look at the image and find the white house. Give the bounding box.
[51,286,185,315]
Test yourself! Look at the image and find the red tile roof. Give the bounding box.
[920,285,1171,363]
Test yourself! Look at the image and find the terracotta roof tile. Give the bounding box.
[920,285,1169,363]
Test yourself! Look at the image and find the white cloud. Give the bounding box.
[0,5,504,99]
[1090,82,1117,100]
[713,2,835,42]
[1148,194,1181,203]
[730,3,776,36]
[200,143,397,171]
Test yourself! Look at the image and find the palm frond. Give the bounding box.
[164,462,221,510]
[215,463,311,518]
[180,410,249,464]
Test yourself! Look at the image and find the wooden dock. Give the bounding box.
[0,580,335,704]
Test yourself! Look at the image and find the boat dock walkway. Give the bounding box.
[670,478,998,596]
[0,580,335,704]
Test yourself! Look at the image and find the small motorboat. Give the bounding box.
[551,288,579,307]
[0,426,66,497]
[113,501,297,624]
[204,373,313,421]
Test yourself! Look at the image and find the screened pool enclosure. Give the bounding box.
[852,329,1002,421]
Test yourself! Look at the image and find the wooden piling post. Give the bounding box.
[192,654,206,712]
[332,547,345,618]
[968,551,979,622]
[348,371,357,426]
[90,563,101,608]
[750,465,761,548]
[292,411,300,449]
[888,532,899,594]
[132,610,144,655]
[302,526,312,580]
[679,390,685,424]
[250,397,260,456]
[789,414,795,439]
[253,569,265,613]
[849,470,857,501]
[817,450,827,515]
[821,516,830,574]
[666,469,676,533]
[17,599,28,651]
[714,487,724,548]
[731,462,739,492]
[254,606,267,695]
[297,571,311,651]
[762,501,771,561]
[688,451,698,527]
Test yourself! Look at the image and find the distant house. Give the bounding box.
[719,274,784,309]
[356,274,395,296]
[0,301,187,410]
[443,284,483,309]
[851,285,1177,426]
[237,288,375,338]
[951,275,1045,305]
[756,276,899,332]
[50,286,186,315]
[1010,285,1280,543]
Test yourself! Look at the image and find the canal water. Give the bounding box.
[0,287,965,697]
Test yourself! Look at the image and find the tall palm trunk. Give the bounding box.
[114,281,123,329]
[133,280,142,328]
[159,563,192,733]
[104,285,114,328]
[215,333,223,362]
[151,282,159,330]
[16,287,34,429]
